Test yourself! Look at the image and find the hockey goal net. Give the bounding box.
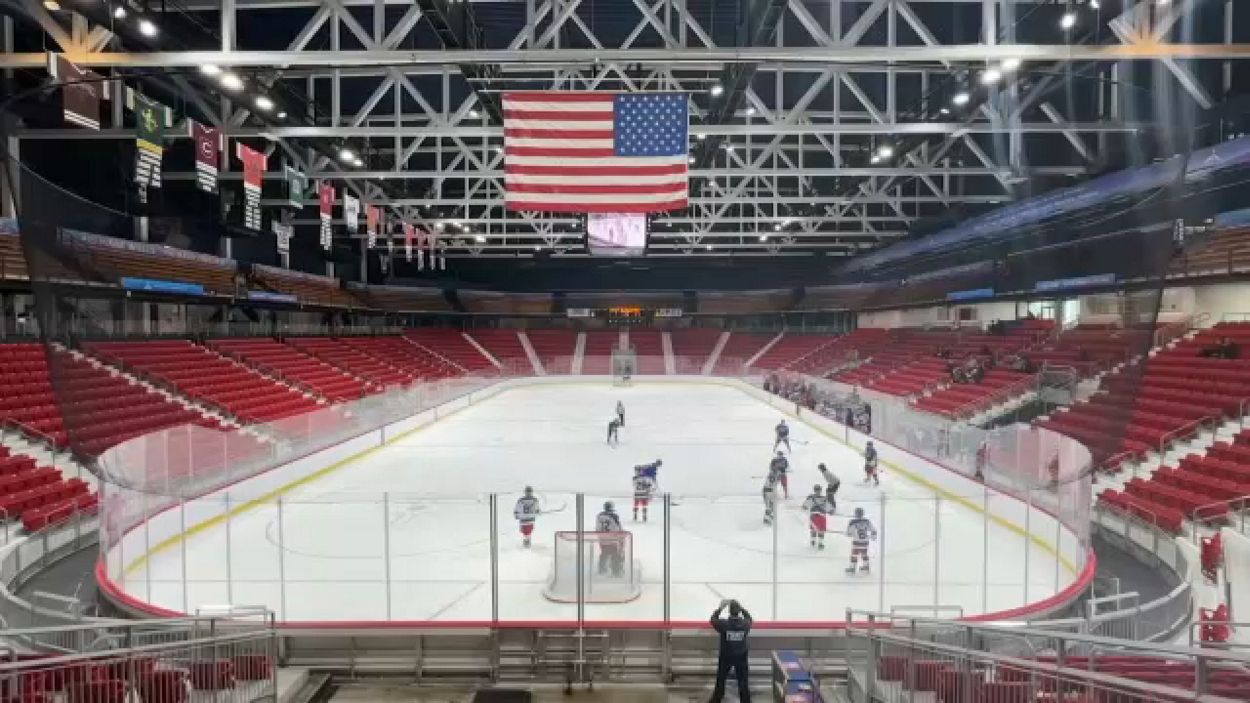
[543,531,642,603]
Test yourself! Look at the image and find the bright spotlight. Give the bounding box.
[219,72,244,91]
[112,5,127,18]
[877,145,894,158]
[980,69,1002,85]
[200,64,221,77]
[138,18,157,36]
[1060,11,1076,29]
[1002,58,1022,71]
[952,92,971,106]
[710,83,724,97]
[254,95,274,111]
[338,148,356,162]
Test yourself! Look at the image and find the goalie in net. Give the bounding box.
[542,502,642,603]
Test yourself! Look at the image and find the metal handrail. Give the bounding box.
[1188,495,1250,540]
[0,419,60,455]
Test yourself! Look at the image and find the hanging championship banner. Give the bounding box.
[365,206,380,249]
[403,223,415,263]
[236,143,267,231]
[343,193,360,234]
[48,55,105,130]
[189,121,221,194]
[385,228,394,256]
[317,181,335,250]
[285,166,307,210]
[439,242,447,271]
[379,252,390,274]
[272,220,293,254]
[415,230,425,270]
[127,90,172,203]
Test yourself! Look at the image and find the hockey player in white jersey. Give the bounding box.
[596,501,625,576]
[761,472,779,525]
[769,451,790,498]
[773,419,791,452]
[632,471,657,522]
[513,486,542,548]
[616,400,626,427]
[801,485,834,549]
[845,507,879,573]
[818,463,840,513]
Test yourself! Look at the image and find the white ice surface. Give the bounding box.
[121,382,1071,623]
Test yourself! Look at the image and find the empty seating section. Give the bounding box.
[0,445,97,532]
[750,334,836,371]
[581,331,619,374]
[5,652,276,703]
[468,330,529,366]
[0,230,26,280]
[85,340,321,424]
[0,343,66,447]
[404,329,495,372]
[875,653,1250,702]
[208,338,373,402]
[669,328,721,372]
[699,290,792,314]
[1171,226,1250,277]
[1043,324,1250,469]
[54,352,220,458]
[785,328,891,376]
[628,330,665,374]
[912,368,1032,418]
[460,291,552,314]
[525,329,577,373]
[1027,324,1150,375]
[251,264,359,308]
[345,337,460,380]
[712,332,772,374]
[286,337,412,388]
[60,230,238,295]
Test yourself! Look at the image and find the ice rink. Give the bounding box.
[120,381,1072,623]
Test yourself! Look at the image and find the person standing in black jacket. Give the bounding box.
[709,599,753,703]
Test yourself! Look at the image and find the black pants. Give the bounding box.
[710,653,750,703]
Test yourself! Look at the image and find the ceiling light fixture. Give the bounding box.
[219,72,244,91]
[952,92,971,106]
[870,155,881,164]
[980,68,1002,85]
[1060,11,1076,29]
[351,156,364,167]
[1088,0,1100,7]
[200,64,221,77]
[533,245,541,251]
[276,111,287,119]
[710,83,724,97]
[254,95,274,111]
[774,224,782,231]
[138,18,157,36]
[939,107,951,115]
[1002,58,1022,71]
[469,109,480,118]
[877,145,894,158]
[338,148,356,162]
[696,133,707,141]
[706,244,713,251]
[43,0,61,11]
[746,107,756,116]
[112,5,127,18]
[758,235,768,242]
[475,234,486,243]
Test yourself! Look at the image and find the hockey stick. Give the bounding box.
[542,501,568,514]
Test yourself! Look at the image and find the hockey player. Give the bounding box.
[607,416,621,447]
[818,463,840,513]
[616,400,626,427]
[773,419,791,453]
[761,472,779,525]
[635,459,662,490]
[513,486,541,548]
[801,485,834,549]
[769,451,790,498]
[845,507,878,573]
[863,441,880,486]
[633,470,657,522]
[596,501,625,576]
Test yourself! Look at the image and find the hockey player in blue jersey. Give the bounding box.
[769,451,790,498]
[773,420,791,453]
[863,441,879,486]
[846,507,878,573]
[635,459,662,484]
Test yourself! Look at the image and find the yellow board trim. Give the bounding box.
[120,378,1076,583]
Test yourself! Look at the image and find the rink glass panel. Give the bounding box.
[98,370,1094,625]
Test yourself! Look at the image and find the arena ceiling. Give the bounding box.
[0,0,1245,262]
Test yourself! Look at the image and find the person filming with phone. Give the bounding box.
[709,598,753,703]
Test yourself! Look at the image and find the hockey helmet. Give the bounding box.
[813,484,822,493]
[655,459,663,467]
[854,507,865,518]
[604,501,615,512]
[524,485,533,495]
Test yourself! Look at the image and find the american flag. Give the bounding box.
[503,91,689,214]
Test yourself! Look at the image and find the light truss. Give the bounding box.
[0,0,1241,262]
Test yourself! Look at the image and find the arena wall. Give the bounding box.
[101,375,1093,625]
